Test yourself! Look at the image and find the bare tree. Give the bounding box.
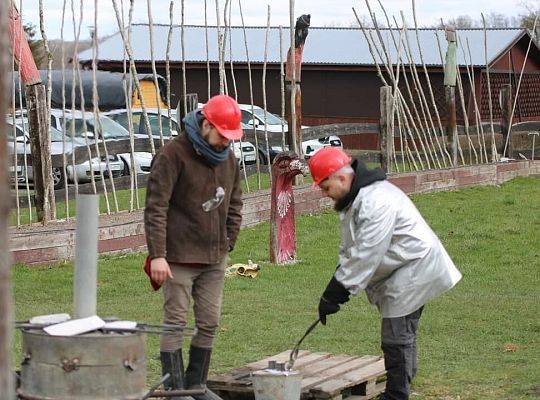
[483,12,512,28]
[444,15,477,29]
[518,1,540,30]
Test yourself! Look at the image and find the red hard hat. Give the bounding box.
[308,147,352,187]
[202,95,243,140]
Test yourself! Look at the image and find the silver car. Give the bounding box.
[49,109,151,176]
[7,117,123,189]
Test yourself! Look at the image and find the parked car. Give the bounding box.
[49,109,152,176]
[6,116,123,189]
[104,108,179,139]
[231,141,257,166]
[238,104,343,163]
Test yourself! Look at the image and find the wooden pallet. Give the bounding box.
[208,350,386,400]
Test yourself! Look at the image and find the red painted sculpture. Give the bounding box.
[285,14,311,83]
[270,152,309,264]
[8,2,41,85]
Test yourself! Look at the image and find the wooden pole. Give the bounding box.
[287,0,298,155]
[444,28,458,167]
[445,86,458,167]
[0,0,14,395]
[380,86,393,172]
[26,84,56,222]
[9,1,55,222]
[500,84,513,158]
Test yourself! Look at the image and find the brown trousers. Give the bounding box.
[160,259,226,351]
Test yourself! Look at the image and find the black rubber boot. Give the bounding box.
[185,345,223,400]
[160,349,194,400]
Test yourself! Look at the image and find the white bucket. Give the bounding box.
[252,369,302,400]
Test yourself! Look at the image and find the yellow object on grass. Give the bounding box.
[225,260,260,278]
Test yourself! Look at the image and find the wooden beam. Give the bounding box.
[500,84,513,157]
[379,86,393,173]
[0,0,14,396]
[26,83,56,222]
[445,86,458,167]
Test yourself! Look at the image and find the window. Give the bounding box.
[6,123,26,142]
[241,110,254,124]
[138,113,179,137]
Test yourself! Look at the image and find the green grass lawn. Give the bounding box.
[11,177,540,399]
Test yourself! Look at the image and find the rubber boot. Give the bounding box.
[184,345,223,400]
[160,349,194,400]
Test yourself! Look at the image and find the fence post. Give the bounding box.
[500,84,513,158]
[444,28,458,167]
[26,83,56,223]
[0,0,14,396]
[445,86,458,167]
[379,86,393,173]
[9,1,55,222]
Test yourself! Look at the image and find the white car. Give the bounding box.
[238,104,343,162]
[6,116,123,189]
[104,108,179,139]
[49,109,152,176]
[231,141,257,166]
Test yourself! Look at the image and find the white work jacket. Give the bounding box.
[335,180,462,318]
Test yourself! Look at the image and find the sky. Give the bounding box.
[20,0,531,41]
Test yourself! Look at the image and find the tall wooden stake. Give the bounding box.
[0,0,14,395]
[380,86,393,172]
[445,86,458,167]
[500,84,513,158]
[9,1,55,222]
[26,84,56,222]
[444,28,458,167]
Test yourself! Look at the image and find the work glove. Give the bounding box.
[318,275,350,325]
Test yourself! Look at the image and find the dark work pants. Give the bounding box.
[380,306,424,400]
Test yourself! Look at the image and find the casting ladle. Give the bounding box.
[286,318,320,371]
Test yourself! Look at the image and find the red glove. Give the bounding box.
[143,256,162,291]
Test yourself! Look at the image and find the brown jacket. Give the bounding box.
[144,134,243,264]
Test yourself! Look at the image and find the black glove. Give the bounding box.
[318,275,350,325]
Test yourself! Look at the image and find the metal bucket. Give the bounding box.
[252,369,302,400]
[18,329,147,400]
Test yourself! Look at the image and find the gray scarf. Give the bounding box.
[183,109,229,166]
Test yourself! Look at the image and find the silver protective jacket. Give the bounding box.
[335,180,462,318]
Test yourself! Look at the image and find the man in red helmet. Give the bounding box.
[308,147,461,400]
[145,94,244,400]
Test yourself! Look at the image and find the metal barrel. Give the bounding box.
[252,369,302,400]
[18,329,147,400]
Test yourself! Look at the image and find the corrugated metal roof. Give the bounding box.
[78,25,528,67]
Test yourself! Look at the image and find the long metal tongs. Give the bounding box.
[286,318,320,371]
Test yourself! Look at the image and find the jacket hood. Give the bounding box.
[334,159,386,212]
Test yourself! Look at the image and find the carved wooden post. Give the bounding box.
[379,86,393,173]
[0,0,14,396]
[9,1,55,222]
[269,153,308,264]
[285,14,310,158]
[444,28,458,167]
[500,84,513,158]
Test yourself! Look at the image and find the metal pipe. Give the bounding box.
[74,194,99,318]
[148,388,208,397]
[142,373,170,400]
